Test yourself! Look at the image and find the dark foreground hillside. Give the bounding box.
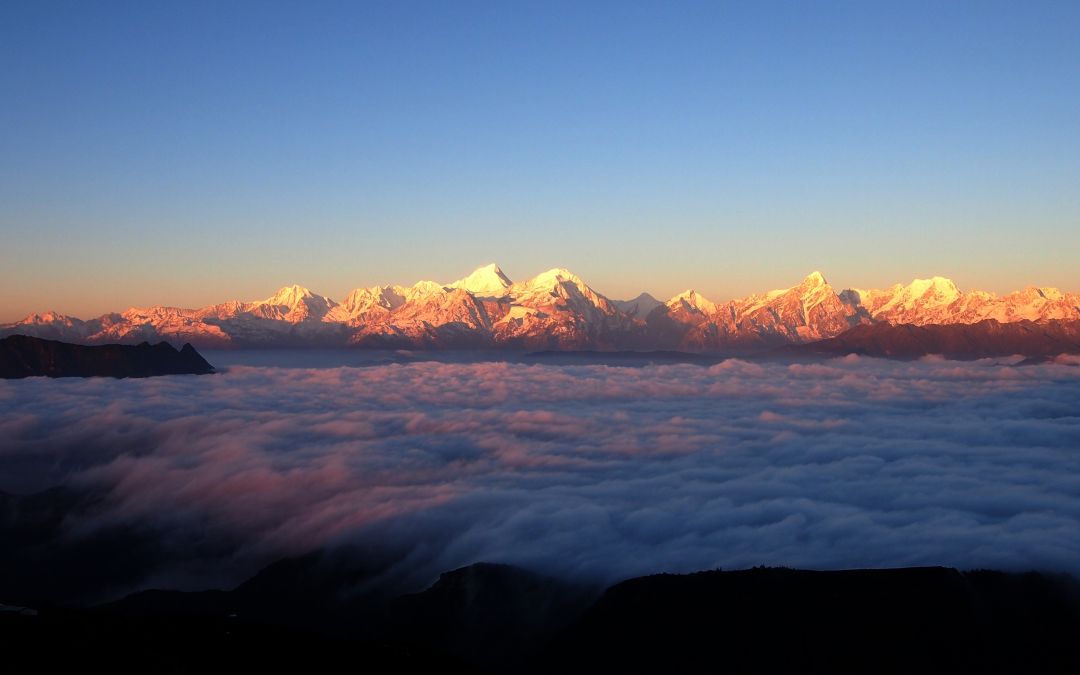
[0,334,214,378]
[553,566,1080,674]
[3,560,1078,674]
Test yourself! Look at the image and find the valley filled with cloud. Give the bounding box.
[3,355,1079,601]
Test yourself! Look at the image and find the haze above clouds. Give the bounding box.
[2,357,1079,597]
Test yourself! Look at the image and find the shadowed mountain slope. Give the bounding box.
[549,566,1080,674]
[783,319,1080,360]
[0,335,215,378]
[4,554,1077,674]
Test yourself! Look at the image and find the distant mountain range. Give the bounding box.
[3,264,1079,352]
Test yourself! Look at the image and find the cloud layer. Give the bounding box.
[2,355,1079,596]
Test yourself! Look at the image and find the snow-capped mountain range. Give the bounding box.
[4,265,1079,350]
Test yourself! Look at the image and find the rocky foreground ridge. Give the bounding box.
[4,264,1079,351]
[3,557,1078,674]
[0,335,215,378]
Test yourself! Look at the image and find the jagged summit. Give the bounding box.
[250,284,338,324]
[1034,286,1065,301]
[264,284,317,307]
[864,276,963,324]
[906,276,961,298]
[667,290,716,315]
[405,280,447,301]
[505,268,608,312]
[520,267,584,289]
[21,311,76,324]
[449,263,513,297]
[1017,286,1065,301]
[4,269,1078,351]
[335,285,405,316]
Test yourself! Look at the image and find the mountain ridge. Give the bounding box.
[4,266,1079,351]
[0,335,215,378]
[5,555,1078,674]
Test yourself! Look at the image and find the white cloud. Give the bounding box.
[2,356,1079,595]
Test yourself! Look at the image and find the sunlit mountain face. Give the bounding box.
[4,265,1079,350]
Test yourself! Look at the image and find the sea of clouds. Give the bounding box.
[2,355,1079,598]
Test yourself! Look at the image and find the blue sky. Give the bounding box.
[2,1,1079,319]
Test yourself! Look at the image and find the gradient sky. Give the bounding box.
[2,0,1079,320]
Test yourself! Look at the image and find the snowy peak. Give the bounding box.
[905,276,961,302]
[21,311,78,325]
[513,267,595,301]
[403,280,447,302]
[264,284,316,308]
[6,268,1080,351]
[506,267,617,320]
[788,272,837,307]
[1011,285,1064,302]
[254,284,336,323]
[1037,287,1065,302]
[840,275,1080,326]
[518,267,584,291]
[800,271,828,288]
[448,263,513,297]
[667,289,716,315]
[741,272,835,313]
[338,285,405,315]
[839,286,900,313]
[685,270,865,349]
[870,276,962,322]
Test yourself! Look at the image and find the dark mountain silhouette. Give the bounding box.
[4,554,1079,674]
[383,563,597,670]
[0,334,214,378]
[783,318,1080,360]
[548,566,1080,674]
[3,485,1079,672]
[0,603,454,673]
[99,558,596,671]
